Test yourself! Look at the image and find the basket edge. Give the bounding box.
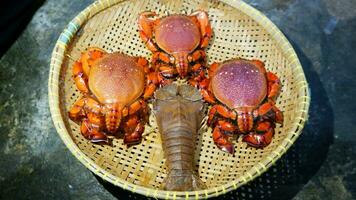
[47,0,311,199]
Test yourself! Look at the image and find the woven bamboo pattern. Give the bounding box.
[48,0,310,199]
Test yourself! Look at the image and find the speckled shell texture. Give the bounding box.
[211,59,267,109]
[88,53,145,105]
[155,15,200,53]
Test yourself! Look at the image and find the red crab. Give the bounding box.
[202,58,284,153]
[68,48,158,144]
[138,10,212,87]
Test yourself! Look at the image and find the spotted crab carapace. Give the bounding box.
[138,10,212,88]
[68,48,158,144]
[202,58,284,153]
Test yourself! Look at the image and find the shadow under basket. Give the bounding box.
[48,0,310,199]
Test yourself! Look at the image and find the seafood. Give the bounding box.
[68,48,158,144]
[138,10,212,87]
[202,58,283,153]
[154,84,206,191]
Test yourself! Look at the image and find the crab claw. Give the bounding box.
[242,121,274,148]
[138,11,157,32]
[80,119,108,143]
[123,122,144,145]
[219,143,234,154]
[138,11,159,52]
[212,124,235,154]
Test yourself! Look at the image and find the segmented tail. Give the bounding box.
[154,84,206,191]
[237,110,254,133]
[174,53,189,78]
[105,104,121,133]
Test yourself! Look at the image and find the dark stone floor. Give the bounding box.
[0,0,355,199]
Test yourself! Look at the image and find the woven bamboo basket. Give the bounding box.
[48,0,310,199]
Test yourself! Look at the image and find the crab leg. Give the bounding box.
[85,97,102,113]
[69,95,105,143]
[208,62,220,78]
[191,63,203,74]
[138,11,159,52]
[80,118,107,143]
[72,48,106,94]
[200,89,215,104]
[189,65,216,104]
[126,99,145,115]
[143,71,158,99]
[152,52,173,66]
[68,97,87,120]
[69,97,107,143]
[122,99,149,125]
[189,64,205,84]
[257,101,283,124]
[187,68,205,87]
[267,72,281,100]
[123,118,145,145]
[208,104,236,125]
[198,77,215,104]
[136,57,159,99]
[188,50,206,63]
[188,61,205,86]
[68,97,101,119]
[72,61,89,94]
[151,52,178,85]
[190,71,205,86]
[122,100,148,144]
[198,77,210,89]
[137,57,150,73]
[80,47,106,76]
[190,10,212,48]
[159,64,177,78]
[157,73,173,86]
[212,121,237,154]
[243,121,275,148]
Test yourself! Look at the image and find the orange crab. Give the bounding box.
[202,58,284,153]
[138,10,212,86]
[68,48,158,144]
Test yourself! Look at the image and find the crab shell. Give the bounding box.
[155,15,201,54]
[211,59,267,110]
[88,53,145,106]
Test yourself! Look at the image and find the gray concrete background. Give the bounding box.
[0,0,355,199]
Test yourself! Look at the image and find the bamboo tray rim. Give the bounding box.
[48,0,310,199]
